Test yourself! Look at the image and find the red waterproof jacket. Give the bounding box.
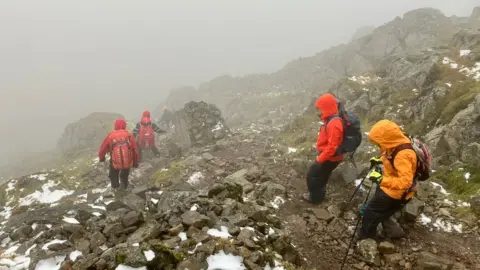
[315,94,344,163]
[98,119,139,166]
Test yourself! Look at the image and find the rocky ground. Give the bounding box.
[0,121,479,269]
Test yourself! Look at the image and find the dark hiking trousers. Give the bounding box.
[109,162,130,189]
[306,161,341,204]
[138,145,160,162]
[359,188,408,239]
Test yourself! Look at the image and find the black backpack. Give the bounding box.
[324,102,362,156]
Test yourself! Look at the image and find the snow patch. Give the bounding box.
[207,226,232,239]
[212,122,224,132]
[69,250,82,261]
[88,204,107,211]
[19,181,73,206]
[187,172,203,186]
[206,251,245,270]
[460,49,471,56]
[30,173,48,181]
[287,147,297,154]
[92,212,102,217]
[34,255,66,270]
[270,196,285,209]
[63,217,80,224]
[42,239,67,250]
[190,204,199,211]
[178,232,187,241]
[445,82,452,87]
[150,198,159,204]
[418,213,432,225]
[430,182,449,195]
[143,250,155,261]
[116,265,147,270]
[0,255,30,269]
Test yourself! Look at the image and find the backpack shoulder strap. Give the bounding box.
[387,143,413,170]
[324,114,343,135]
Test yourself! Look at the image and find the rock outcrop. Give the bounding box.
[170,101,230,149]
[57,112,124,157]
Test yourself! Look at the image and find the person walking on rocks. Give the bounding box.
[133,110,166,161]
[358,120,418,240]
[98,119,139,191]
[303,93,344,204]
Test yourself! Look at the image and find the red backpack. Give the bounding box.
[110,131,134,170]
[387,135,432,200]
[137,117,155,148]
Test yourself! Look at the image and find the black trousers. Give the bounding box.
[109,162,130,189]
[138,145,160,162]
[306,161,341,204]
[359,188,407,239]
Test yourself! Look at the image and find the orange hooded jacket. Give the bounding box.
[368,120,417,200]
[315,94,344,163]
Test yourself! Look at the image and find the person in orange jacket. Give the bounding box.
[303,93,344,204]
[98,119,139,191]
[359,119,417,239]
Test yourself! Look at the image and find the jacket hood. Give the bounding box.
[142,110,151,118]
[368,120,410,151]
[114,119,127,130]
[315,94,339,120]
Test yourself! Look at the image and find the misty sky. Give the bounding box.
[0,0,478,165]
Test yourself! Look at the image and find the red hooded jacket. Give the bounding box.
[315,94,344,163]
[98,119,139,166]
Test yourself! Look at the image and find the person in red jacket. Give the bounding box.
[98,119,139,191]
[132,110,166,161]
[303,93,344,204]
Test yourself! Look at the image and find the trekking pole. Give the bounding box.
[338,166,373,218]
[340,181,374,270]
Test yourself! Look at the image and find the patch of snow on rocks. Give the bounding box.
[188,243,202,254]
[445,82,452,87]
[287,147,297,154]
[19,181,73,206]
[212,122,224,132]
[150,198,159,204]
[190,203,199,211]
[63,217,80,224]
[418,213,432,225]
[0,255,30,269]
[30,173,48,181]
[42,239,67,250]
[270,196,285,209]
[206,251,245,270]
[187,172,203,185]
[207,226,232,239]
[88,204,107,211]
[116,265,147,270]
[460,49,471,56]
[69,250,82,261]
[143,250,155,262]
[34,255,66,270]
[430,182,449,195]
[178,232,187,241]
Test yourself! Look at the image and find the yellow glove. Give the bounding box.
[369,171,382,184]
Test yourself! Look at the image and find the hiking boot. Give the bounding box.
[302,193,312,202]
[302,193,325,205]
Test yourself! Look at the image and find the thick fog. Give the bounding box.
[0,0,477,166]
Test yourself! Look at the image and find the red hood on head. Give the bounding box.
[114,119,127,130]
[142,110,151,118]
[315,93,339,120]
